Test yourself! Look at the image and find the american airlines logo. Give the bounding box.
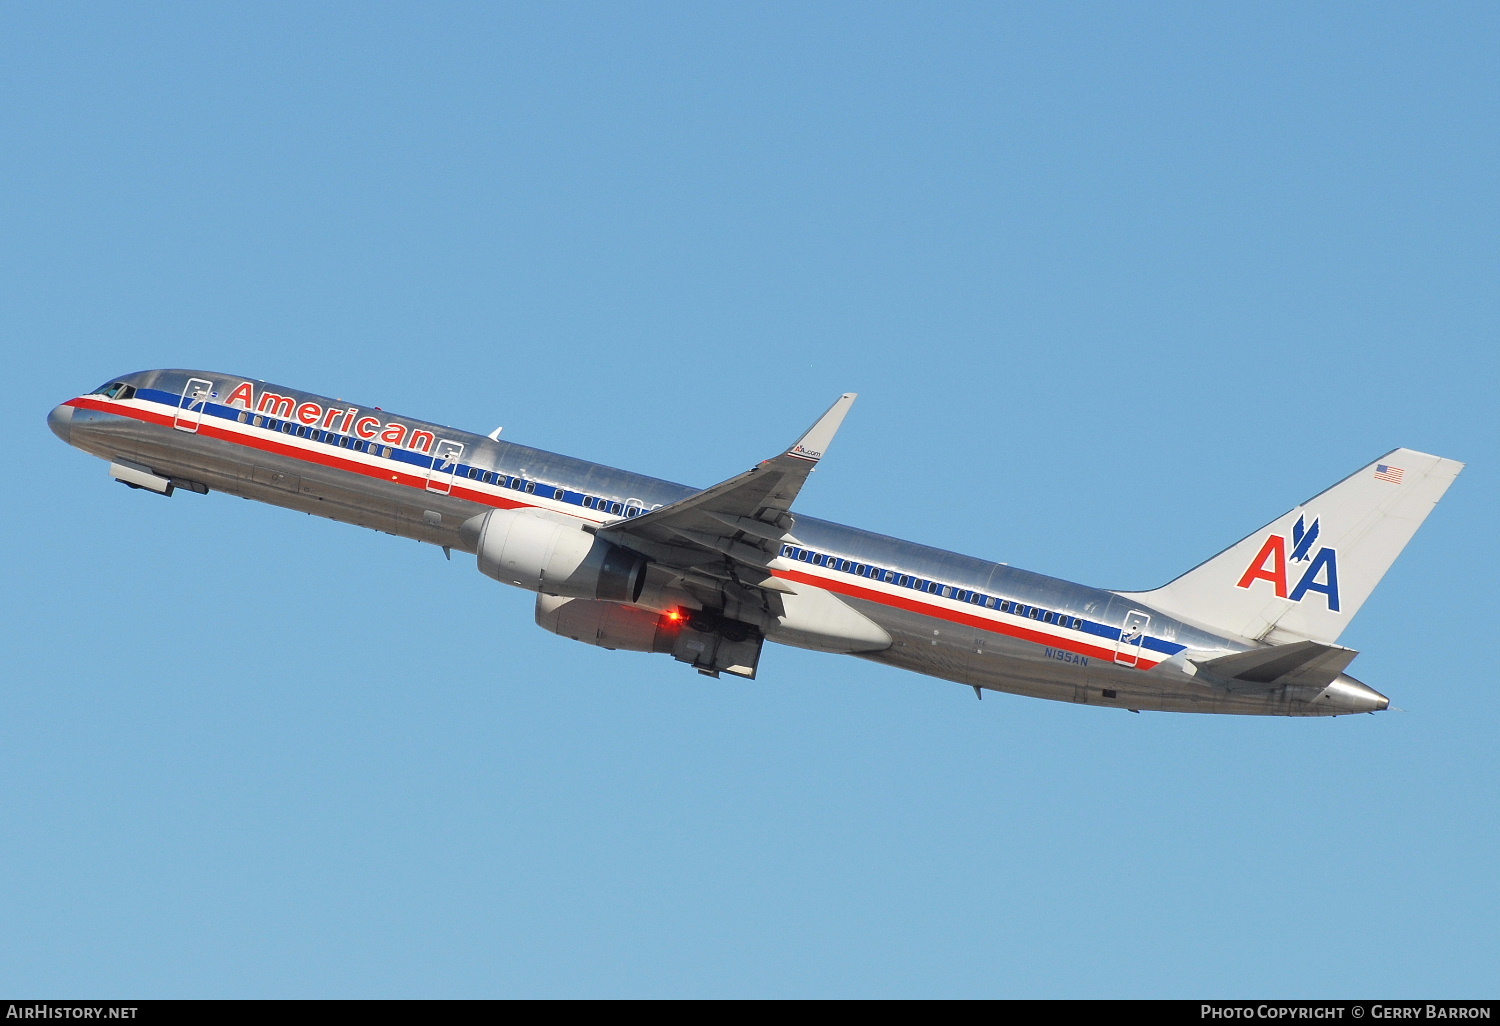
[223,381,439,454]
[1235,514,1341,611]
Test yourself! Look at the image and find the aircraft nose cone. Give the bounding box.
[47,403,74,445]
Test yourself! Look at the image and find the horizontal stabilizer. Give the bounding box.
[1194,640,1358,691]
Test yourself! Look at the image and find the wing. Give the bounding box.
[598,393,856,602]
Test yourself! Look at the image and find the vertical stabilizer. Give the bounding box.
[1121,449,1462,644]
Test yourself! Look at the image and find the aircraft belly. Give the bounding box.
[847,595,1316,716]
[88,414,484,550]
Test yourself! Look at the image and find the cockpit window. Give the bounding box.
[93,382,136,400]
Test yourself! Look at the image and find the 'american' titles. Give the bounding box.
[223,381,437,454]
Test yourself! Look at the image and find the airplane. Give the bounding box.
[47,370,1463,717]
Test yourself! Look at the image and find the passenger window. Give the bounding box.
[382,447,392,458]
[237,412,247,423]
[1072,618,1082,630]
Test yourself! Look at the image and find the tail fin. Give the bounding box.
[1122,448,1463,644]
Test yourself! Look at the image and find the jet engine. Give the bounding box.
[536,595,764,679]
[463,508,648,603]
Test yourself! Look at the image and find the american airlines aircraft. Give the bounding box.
[48,370,1462,716]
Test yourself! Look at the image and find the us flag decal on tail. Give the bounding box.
[1374,464,1405,484]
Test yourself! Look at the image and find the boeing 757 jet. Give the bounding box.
[48,371,1462,716]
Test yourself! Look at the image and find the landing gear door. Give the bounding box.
[1115,610,1150,667]
[426,439,464,494]
[174,378,214,433]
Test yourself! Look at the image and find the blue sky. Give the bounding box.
[3,2,1496,997]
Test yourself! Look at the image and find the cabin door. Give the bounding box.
[173,378,214,433]
[426,439,464,494]
[1115,610,1151,667]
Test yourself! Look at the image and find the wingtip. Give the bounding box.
[787,392,858,462]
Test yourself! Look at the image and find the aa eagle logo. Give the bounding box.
[1235,515,1341,611]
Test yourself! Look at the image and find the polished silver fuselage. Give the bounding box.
[50,369,1389,716]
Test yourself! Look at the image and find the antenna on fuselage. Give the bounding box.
[487,427,503,441]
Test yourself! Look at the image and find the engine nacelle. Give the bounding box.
[537,595,764,679]
[536,594,675,653]
[464,508,648,603]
